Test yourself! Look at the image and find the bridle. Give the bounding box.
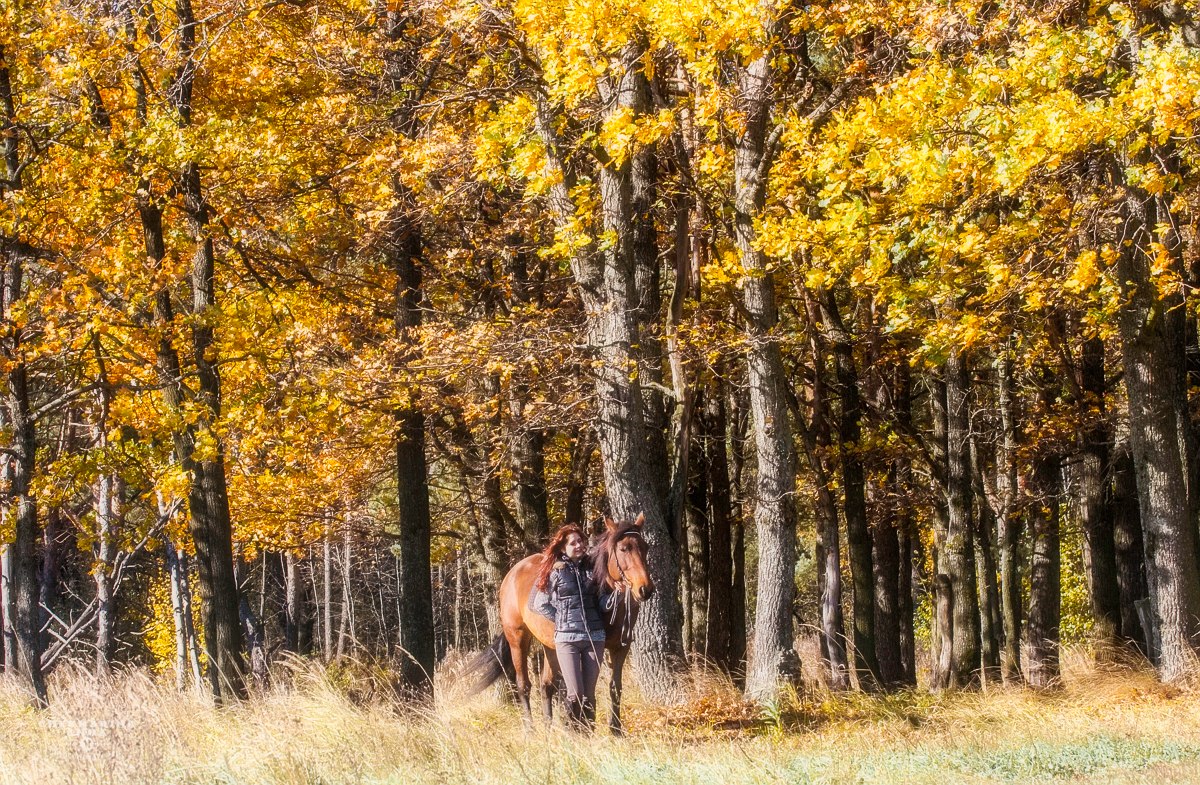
[610,531,644,584]
[606,530,646,648]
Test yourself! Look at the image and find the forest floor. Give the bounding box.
[0,650,1198,785]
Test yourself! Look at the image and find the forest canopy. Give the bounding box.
[3,0,1200,706]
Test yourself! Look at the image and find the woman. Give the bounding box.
[534,524,610,731]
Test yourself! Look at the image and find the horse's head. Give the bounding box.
[597,513,655,603]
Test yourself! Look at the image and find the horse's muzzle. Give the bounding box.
[637,584,654,602]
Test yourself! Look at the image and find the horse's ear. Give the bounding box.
[634,513,645,529]
[604,516,618,532]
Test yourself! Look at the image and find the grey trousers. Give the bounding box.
[555,638,602,706]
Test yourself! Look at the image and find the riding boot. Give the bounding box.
[564,697,583,731]
[581,698,596,732]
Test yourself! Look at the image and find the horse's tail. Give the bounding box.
[461,634,513,696]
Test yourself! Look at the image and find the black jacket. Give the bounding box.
[538,558,608,642]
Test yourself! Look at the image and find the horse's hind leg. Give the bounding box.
[540,648,560,725]
[506,628,534,727]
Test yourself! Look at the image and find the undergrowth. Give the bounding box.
[0,647,1196,785]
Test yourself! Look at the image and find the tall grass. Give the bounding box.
[0,647,1197,785]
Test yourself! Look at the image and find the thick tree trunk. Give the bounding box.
[802,310,850,691]
[1112,443,1149,652]
[932,573,954,690]
[510,417,549,548]
[166,0,248,704]
[971,439,1002,687]
[1077,336,1122,643]
[1115,170,1200,681]
[995,350,1023,683]
[394,313,435,696]
[1,52,46,706]
[940,353,981,688]
[871,474,904,689]
[1024,455,1062,688]
[819,290,878,688]
[898,519,917,685]
[2,244,47,706]
[533,43,685,700]
[564,428,593,529]
[167,542,191,690]
[735,52,802,701]
[704,381,736,672]
[283,552,301,653]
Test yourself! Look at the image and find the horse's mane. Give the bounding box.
[589,521,641,591]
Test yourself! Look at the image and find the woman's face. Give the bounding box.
[564,532,587,560]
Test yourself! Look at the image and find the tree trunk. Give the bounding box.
[167,0,248,701]
[996,351,1023,683]
[819,290,878,688]
[735,51,802,702]
[871,474,904,688]
[337,536,351,660]
[1115,163,1200,681]
[94,472,117,675]
[704,380,736,672]
[322,530,333,661]
[510,415,549,549]
[533,43,685,700]
[802,310,850,691]
[1,52,46,704]
[1112,443,1149,652]
[898,519,917,685]
[971,440,1002,687]
[1078,336,1122,643]
[941,353,981,688]
[1,242,46,706]
[283,552,301,653]
[685,423,710,654]
[728,383,749,679]
[1025,455,1062,688]
[167,542,190,690]
[564,428,593,529]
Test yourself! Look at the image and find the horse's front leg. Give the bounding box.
[507,630,534,727]
[540,648,560,725]
[607,646,628,736]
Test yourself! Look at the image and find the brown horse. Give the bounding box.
[464,515,655,734]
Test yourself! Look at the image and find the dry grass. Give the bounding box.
[0,648,1198,785]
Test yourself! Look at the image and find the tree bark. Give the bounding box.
[995,348,1023,683]
[1077,336,1122,643]
[971,438,1002,687]
[819,290,878,688]
[1025,455,1062,688]
[736,51,802,702]
[871,473,904,688]
[533,43,685,700]
[704,380,736,672]
[94,472,117,674]
[939,353,981,688]
[1112,442,1149,652]
[1114,159,1200,681]
[685,420,710,654]
[1,46,46,708]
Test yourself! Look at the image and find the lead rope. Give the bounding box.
[607,540,639,649]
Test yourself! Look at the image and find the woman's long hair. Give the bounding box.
[535,524,586,591]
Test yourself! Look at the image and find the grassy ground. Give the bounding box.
[1,652,1198,785]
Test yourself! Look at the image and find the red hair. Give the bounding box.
[535,524,585,592]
